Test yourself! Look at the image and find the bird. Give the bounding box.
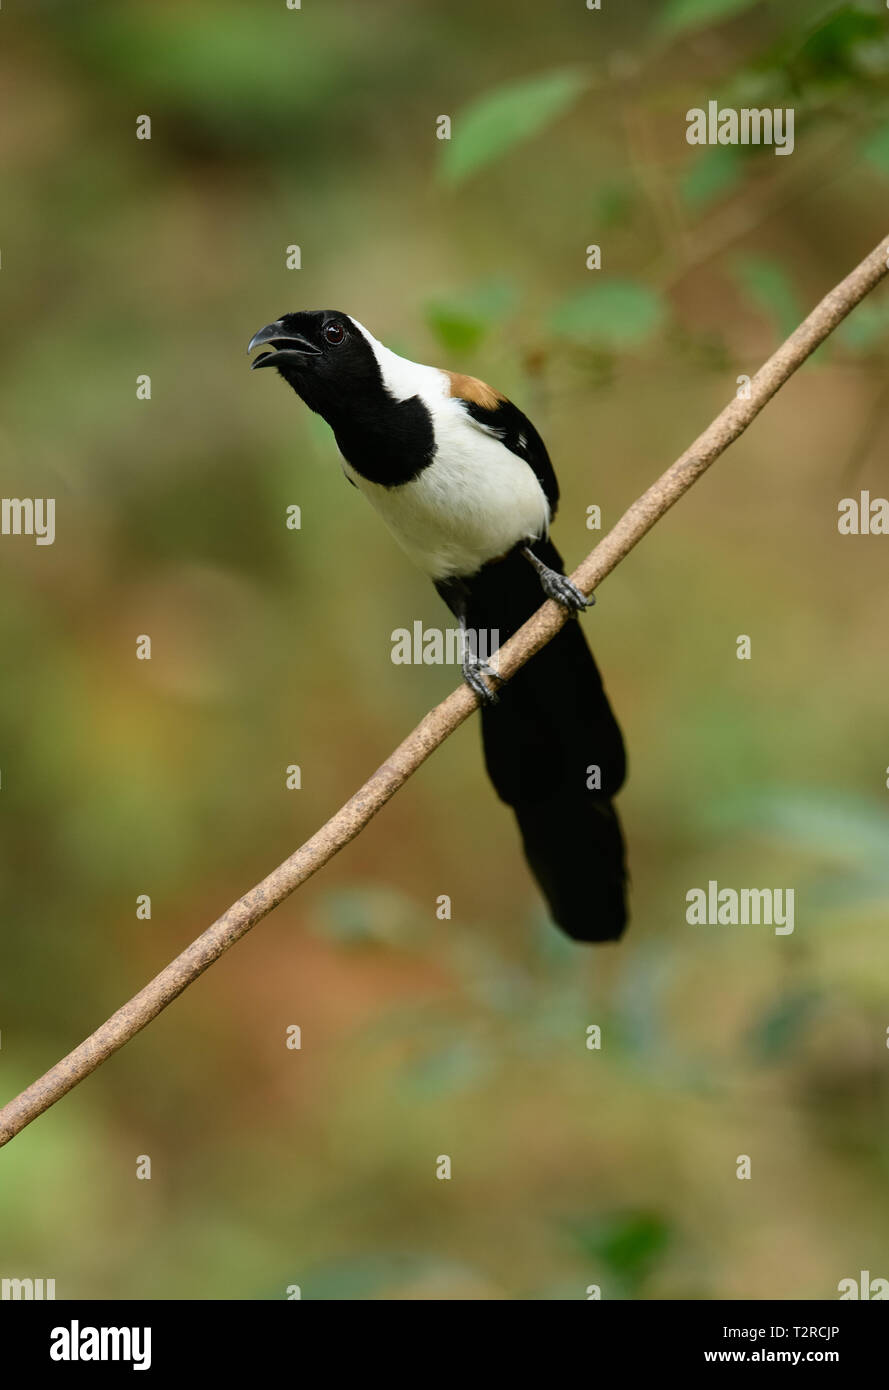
[248,310,628,942]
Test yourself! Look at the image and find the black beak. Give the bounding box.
[247,321,322,370]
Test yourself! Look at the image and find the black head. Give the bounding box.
[247,310,383,420]
[248,309,436,486]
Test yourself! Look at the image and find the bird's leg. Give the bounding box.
[522,545,594,612]
[458,615,500,705]
[435,576,500,704]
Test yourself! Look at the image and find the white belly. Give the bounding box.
[342,430,550,580]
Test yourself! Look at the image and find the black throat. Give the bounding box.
[331,394,435,488]
[276,360,435,489]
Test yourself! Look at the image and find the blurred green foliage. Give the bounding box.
[658,0,763,40]
[440,68,591,185]
[1,0,888,1301]
[571,1210,672,1297]
[549,278,666,348]
[731,255,804,340]
[423,278,519,356]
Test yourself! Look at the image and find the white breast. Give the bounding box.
[342,322,551,580]
[342,413,549,579]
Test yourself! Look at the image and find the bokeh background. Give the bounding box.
[2,0,889,1300]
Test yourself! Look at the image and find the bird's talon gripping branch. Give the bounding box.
[462,654,499,705]
[544,571,594,612]
[521,545,593,612]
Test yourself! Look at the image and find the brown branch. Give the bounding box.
[2,234,887,1149]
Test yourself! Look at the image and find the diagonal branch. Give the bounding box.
[1,235,887,1148]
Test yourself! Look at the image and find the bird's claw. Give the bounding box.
[540,572,594,612]
[462,654,499,705]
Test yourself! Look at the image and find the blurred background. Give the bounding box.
[2,0,889,1300]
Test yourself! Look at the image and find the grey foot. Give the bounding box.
[521,546,594,611]
[462,652,499,705]
[538,568,594,612]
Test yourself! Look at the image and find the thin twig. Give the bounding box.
[1,234,887,1149]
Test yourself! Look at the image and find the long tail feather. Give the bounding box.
[454,541,628,942]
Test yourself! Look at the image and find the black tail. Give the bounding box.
[444,541,628,943]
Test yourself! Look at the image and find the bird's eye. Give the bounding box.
[324,322,345,345]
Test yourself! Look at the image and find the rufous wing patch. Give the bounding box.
[445,371,505,412]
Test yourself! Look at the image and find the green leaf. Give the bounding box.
[424,278,518,355]
[681,146,744,210]
[732,255,802,340]
[659,0,762,39]
[836,299,889,351]
[783,7,888,88]
[549,279,665,349]
[571,1211,672,1290]
[440,69,590,185]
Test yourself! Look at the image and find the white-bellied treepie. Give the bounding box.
[248,310,628,942]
